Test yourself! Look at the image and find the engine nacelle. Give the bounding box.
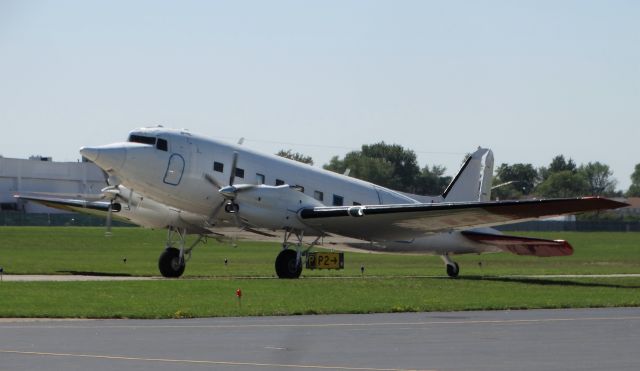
[234,185,324,231]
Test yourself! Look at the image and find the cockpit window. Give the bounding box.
[156,138,168,151]
[128,134,156,145]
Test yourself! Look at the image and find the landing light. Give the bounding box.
[348,206,365,217]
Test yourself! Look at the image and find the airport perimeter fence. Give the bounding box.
[0,211,134,227]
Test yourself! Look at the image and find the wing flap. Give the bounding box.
[461,230,573,257]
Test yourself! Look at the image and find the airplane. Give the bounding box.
[18,126,627,278]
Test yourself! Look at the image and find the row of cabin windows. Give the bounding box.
[214,161,247,179]
[211,162,361,206]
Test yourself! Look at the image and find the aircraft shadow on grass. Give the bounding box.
[57,270,133,277]
[446,276,640,289]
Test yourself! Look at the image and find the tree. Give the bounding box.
[535,170,589,198]
[627,164,640,197]
[538,155,577,181]
[579,162,617,196]
[276,149,313,165]
[493,163,538,199]
[324,142,422,193]
[415,165,452,195]
[324,152,395,189]
[360,142,421,192]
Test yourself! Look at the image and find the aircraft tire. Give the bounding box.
[275,249,302,279]
[158,247,186,278]
[446,262,460,278]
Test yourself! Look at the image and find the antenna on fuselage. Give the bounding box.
[237,137,244,145]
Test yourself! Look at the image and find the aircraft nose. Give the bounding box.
[79,146,99,162]
[79,144,127,171]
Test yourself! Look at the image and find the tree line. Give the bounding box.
[277,143,640,199]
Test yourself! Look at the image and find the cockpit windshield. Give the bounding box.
[128,134,156,145]
[128,134,169,151]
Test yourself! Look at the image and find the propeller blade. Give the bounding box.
[204,173,223,189]
[127,188,133,210]
[229,151,238,186]
[232,211,244,229]
[105,200,113,237]
[207,200,227,225]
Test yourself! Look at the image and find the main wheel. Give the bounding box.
[159,247,186,278]
[275,249,302,279]
[446,262,460,278]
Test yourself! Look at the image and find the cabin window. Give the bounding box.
[314,191,324,201]
[156,138,168,151]
[213,162,224,172]
[256,173,265,184]
[235,167,245,178]
[275,179,285,186]
[128,134,156,145]
[333,194,344,206]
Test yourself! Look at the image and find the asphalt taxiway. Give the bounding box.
[1,308,639,371]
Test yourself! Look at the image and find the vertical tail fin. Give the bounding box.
[442,147,494,202]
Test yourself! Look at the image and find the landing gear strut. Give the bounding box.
[158,226,205,278]
[441,254,460,278]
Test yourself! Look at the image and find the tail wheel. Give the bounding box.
[275,249,302,279]
[159,247,186,278]
[446,262,460,278]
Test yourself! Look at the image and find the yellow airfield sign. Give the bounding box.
[306,252,344,270]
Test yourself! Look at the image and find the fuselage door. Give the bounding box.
[164,154,185,185]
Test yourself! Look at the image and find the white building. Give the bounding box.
[0,156,106,213]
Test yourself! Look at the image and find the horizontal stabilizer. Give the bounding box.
[462,230,573,257]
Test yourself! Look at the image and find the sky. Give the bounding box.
[1,0,638,190]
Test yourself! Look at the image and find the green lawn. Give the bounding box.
[0,227,639,318]
[1,277,638,319]
[1,227,639,277]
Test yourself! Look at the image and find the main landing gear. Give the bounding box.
[441,254,460,278]
[275,229,321,279]
[158,226,205,278]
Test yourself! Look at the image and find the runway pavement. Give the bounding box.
[1,308,639,371]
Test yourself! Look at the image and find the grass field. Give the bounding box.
[0,227,639,318]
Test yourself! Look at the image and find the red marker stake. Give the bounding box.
[236,288,242,308]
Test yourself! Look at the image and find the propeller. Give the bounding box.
[204,151,256,228]
[102,186,118,237]
[101,184,123,237]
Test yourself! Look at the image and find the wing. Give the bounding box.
[16,194,275,238]
[15,195,119,218]
[299,197,627,241]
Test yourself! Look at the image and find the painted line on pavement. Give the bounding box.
[0,350,433,371]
